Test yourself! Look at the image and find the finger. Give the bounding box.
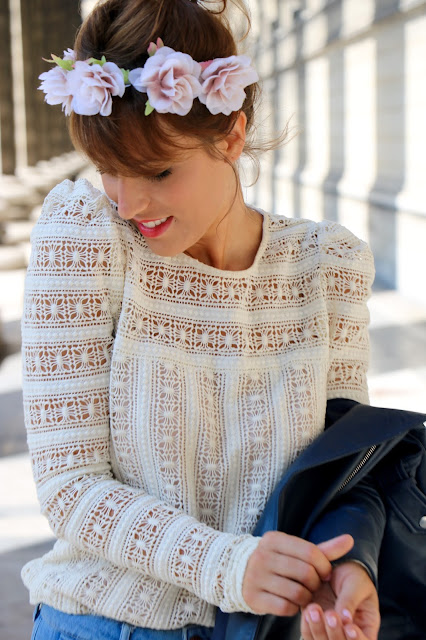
[301,609,315,640]
[323,610,346,640]
[334,577,358,624]
[258,574,313,607]
[304,606,348,640]
[250,590,300,617]
[303,606,329,640]
[263,531,333,581]
[317,535,354,563]
[263,553,323,593]
[343,623,370,640]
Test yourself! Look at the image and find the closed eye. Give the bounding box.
[150,169,172,182]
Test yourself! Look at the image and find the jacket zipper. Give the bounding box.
[337,445,377,491]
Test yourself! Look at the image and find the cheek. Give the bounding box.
[166,181,200,209]
[186,166,224,204]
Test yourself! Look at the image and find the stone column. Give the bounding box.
[0,0,16,174]
[45,0,83,158]
[20,0,82,166]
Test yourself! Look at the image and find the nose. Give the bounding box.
[116,177,151,221]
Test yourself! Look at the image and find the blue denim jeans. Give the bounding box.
[31,604,213,640]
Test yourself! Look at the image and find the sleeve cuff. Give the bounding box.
[221,535,261,613]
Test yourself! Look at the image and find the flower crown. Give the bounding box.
[38,38,259,118]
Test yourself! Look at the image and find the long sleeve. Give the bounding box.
[318,222,375,404]
[21,179,259,614]
[308,228,383,580]
[308,400,386,585]
[307,474,386,586]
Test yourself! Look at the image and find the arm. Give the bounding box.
[22,179,259,613]
[308,474,386,586]
[318,220,374,406]
[314,222,385,576]
[303,458,384,640]
[302,452,385,640]
[300,226,382,639]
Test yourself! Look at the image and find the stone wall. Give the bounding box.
[245,0,426,304]
[0,2,85,351]
[3,0,82,172]
[0,0,15,174]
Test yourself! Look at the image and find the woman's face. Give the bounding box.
[101,142,240,259]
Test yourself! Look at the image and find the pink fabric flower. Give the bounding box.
[38,66,73,116]
[128,46,202,116]
[67,61,125,116]
[62,48,76,61]
[199,55,259,116]
[199,60,213,71]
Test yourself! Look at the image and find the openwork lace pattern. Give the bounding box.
[21,179,374,629]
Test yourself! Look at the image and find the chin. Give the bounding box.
[146,243,182,259]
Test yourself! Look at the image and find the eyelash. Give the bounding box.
[95,169,172,181]
[150,169,172,182]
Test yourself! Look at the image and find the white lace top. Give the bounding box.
[21,179,374,629]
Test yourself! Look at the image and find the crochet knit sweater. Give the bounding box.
[21,179,374,629]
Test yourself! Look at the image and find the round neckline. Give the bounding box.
[165,205,270,278]
[95,175,270,278]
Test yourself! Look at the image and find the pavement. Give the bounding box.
[0,265,425,639]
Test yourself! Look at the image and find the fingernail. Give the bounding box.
[326,614,337,628]
[323,572,332,582]
[310,609,320,623]
[342,609,353,621]
[346,628,357,639]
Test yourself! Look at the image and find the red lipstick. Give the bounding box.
[134,216,173,238]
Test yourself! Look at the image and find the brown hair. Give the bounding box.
[69,0,277,179]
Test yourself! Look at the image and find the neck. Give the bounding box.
[184,189,263,271]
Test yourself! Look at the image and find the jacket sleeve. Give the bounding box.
[307,473,386,586]
[21,179,259,613]
[307,399,386,586]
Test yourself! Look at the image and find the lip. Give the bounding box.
[134,216,173,238]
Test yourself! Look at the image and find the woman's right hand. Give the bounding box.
[242,532,354,616]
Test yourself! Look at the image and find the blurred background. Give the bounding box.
[0,1,425,638]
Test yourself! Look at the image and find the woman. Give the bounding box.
[24,1,380,639]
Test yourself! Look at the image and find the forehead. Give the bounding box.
[71,92,228,177]
[91,124,207,177]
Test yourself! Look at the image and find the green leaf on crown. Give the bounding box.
[145,100,155,116]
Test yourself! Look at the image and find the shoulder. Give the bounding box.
[315,221,375,294]
[266,211,318,241]
[35,178,129,240]
[29,179,134,281]
[264,212,374,274]
[315,220,373,268]
[262,212,320,263]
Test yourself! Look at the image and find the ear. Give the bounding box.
[223,111,247,162]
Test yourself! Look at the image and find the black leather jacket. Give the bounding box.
[213,400,426,640]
